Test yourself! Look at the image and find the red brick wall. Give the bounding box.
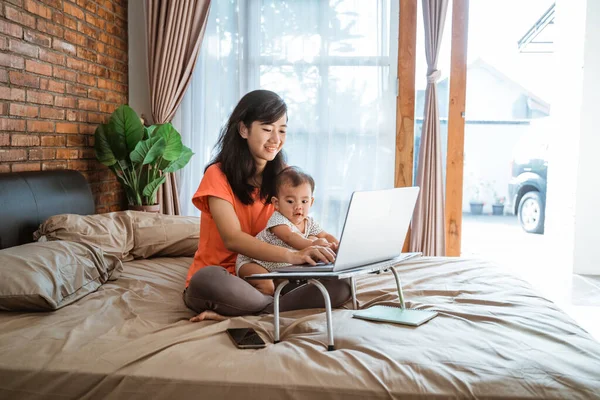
[0,0,128,213]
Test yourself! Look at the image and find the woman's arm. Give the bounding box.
[270,225,316,250]
[209,197,335,265]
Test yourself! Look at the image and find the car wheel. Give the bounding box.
[518,191,545,234]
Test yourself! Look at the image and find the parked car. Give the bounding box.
[508,130,548,234]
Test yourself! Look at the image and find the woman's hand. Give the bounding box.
[286,245,336,265]
[329,239,340,252]
[322,234,339,252]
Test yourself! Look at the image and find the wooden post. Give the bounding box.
[395,0,418,252]
[445,0,469,256]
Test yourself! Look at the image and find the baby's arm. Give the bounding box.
[270,225,316,250]
[308,235,332,247]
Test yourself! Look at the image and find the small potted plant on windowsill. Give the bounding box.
[94,105,194,212]
[492,193,506,216]
[469,184,485,215]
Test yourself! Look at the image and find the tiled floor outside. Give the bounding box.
[461,213,600,341]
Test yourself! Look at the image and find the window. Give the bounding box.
[175,0,398,236]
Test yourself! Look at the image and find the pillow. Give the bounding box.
[34,211,199,261]
[34,211,135,261]
[0,241,122,311]
[129,212,199,259]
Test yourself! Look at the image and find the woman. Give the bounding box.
[185,90,351,322]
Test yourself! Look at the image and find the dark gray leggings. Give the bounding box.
[184,266,351,316]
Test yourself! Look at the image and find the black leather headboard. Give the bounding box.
[0,170,95,250]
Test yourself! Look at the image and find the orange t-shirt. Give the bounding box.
[186,163,275,286]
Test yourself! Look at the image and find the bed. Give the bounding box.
[0,170,599,399]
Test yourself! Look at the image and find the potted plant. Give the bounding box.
[94,105,193,212]
[469,186,485,215]
[468,179,488,215]
[492,193,506,216]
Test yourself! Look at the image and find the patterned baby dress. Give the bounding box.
[236,211,323,273]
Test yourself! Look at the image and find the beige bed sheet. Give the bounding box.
[0,256,599,399]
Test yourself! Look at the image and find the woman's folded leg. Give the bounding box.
[184,266,273,316]
[185,267,351,316]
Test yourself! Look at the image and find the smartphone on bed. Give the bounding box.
[226,328,267,349]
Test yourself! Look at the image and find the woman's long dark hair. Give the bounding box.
[206,90,288,205]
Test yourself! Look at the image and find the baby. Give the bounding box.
[236,166,339,295]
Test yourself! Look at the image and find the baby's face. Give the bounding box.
[274,183,314,225]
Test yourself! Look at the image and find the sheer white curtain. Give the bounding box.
[175,0,399,237]
[173,0,246,217]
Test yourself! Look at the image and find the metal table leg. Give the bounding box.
[351,276,358,310]
[272,279,335,351]
[308,279,335,351]
[273,279,289,344]
[389,267,406,310]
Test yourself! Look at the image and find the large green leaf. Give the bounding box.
[157,157,171,171]
[163,146,194,173]
[110,105,144,154]
[142,175,167,201]
[94,124,117,166]
[105,120,127,160]
[130,136,165,166]
[145,125,157,138]
[154,123,182,161]
[143,137,166,165]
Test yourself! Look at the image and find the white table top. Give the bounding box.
[245,253,421,281]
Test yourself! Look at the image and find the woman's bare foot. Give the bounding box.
[189,310,227,322]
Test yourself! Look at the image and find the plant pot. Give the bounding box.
[469,201,484,215]
[492,204,504,216]
[129,204,160,213]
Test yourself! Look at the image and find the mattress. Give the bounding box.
[1,256,599,399]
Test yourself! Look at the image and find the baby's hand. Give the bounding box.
[308,235,319,241]
[312,238,331,247]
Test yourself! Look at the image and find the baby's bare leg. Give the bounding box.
[238,263,275,296]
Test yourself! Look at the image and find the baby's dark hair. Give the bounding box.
[274,166,315,196]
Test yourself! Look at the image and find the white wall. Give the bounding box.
[127,1,153,123]
[546,0,600,275]
[572,0,600,275]
[466,66,529,121]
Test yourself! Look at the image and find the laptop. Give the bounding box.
[274,186,421,274]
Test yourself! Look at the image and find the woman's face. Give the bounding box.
[239,114,287,168]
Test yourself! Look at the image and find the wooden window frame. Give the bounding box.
[395,0,469,256]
